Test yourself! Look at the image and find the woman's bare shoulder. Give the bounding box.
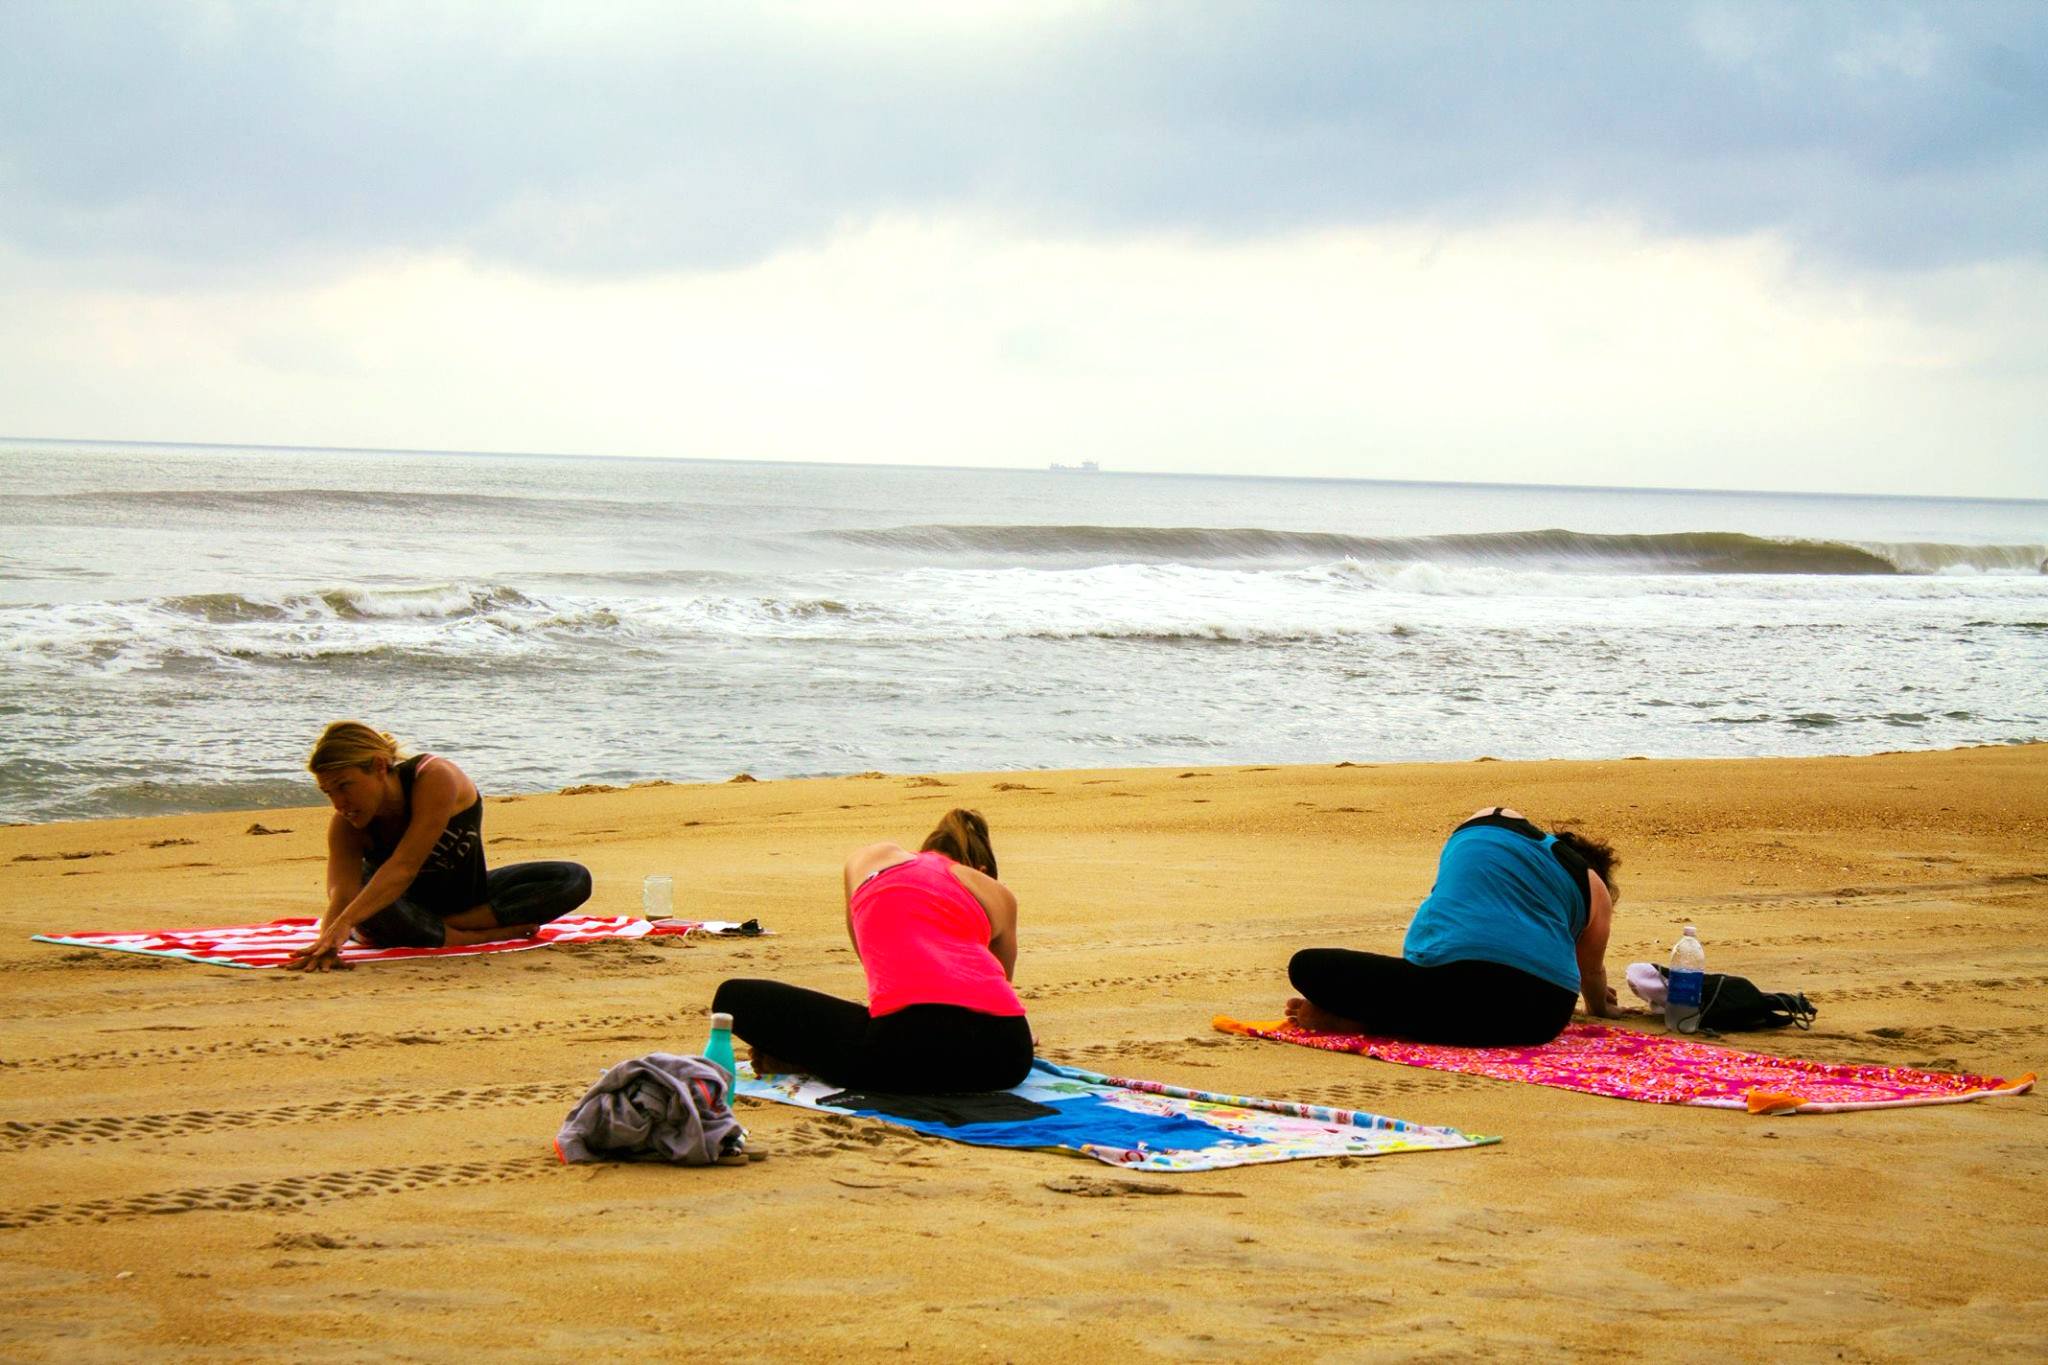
[844,842,915,879]
[406,755,480,817]
[412,755,478,798]
[948,861,1016,914]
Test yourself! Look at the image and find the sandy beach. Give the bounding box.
[2,746,2044,1361]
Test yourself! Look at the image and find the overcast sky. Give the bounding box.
[3,1,2044,497]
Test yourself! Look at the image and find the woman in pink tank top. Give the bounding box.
[712,809,1033,1092]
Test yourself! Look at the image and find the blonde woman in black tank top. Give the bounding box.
[289,721,592,971]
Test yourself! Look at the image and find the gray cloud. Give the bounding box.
[2,1,2043,279]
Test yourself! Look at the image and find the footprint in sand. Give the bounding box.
[1041,1176,1242,1199]
[52,950,171,971]
[267,1231,383,1251]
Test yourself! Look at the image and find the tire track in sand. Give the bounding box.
[3,1011,682,1073]
[0,1156,544,1230]
[0,1081,584,1152]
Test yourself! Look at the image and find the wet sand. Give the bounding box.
[2,747,2045,1361]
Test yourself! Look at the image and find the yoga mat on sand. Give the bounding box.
[32,915,763,969]
[736,1058,1497,1171]
[1213,1016,2035,1115]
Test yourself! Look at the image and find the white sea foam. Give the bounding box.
[2,439,2044,821]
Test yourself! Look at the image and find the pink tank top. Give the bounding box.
[850,852,1025,1018]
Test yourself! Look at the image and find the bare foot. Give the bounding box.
[748,1046,803,1077]
[1284,996,1363,1034]
[442,922,538,948]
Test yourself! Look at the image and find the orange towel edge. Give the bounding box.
[1994,1072,2036,1093]
[1211,1015,1288,1035]
[1745,1090,1805,1115]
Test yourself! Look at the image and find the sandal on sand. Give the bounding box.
[716,1132,769,1166]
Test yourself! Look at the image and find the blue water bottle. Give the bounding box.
[1665,925,1706,1034]
[705,1010,737,1083]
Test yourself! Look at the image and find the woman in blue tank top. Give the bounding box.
[1285,808,1628,1045]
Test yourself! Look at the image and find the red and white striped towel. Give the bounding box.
[32,915,753,969]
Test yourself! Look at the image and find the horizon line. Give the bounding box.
[5,433,2044,508]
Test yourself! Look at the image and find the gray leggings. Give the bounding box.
[355,861,593,948]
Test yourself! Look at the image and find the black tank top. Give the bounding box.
[362,755,488,914]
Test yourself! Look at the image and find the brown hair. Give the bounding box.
[307,721,403,774]
[921,808,997,878]
[1553,826,1620,901]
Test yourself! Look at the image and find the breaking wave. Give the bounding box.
[156,585,539,623]
[808,525,2048,576]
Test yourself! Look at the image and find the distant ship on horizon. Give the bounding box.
[1049,460,1101,473]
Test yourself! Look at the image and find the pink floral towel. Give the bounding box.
[1213,1016,2034,1114]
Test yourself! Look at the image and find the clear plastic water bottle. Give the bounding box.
[1665,924,1707,1034]
[704,1010,737,1083]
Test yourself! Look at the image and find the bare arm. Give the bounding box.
[321,815,367,929]
[948,863,1020,981]
[1575,871,1623,1018]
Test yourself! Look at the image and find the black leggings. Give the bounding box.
[1289,948,1577,1047]
[712,978,1035,1092]
[355,861,593,949]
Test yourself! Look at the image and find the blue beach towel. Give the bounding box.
[736,1059,1496,1170]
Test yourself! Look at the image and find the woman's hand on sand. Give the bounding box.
[1585,986,1635,1019]
[283,938,351,971]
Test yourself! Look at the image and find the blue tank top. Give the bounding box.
[1402,824,1587,993]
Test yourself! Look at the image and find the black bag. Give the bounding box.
[1657,966,1816,1032]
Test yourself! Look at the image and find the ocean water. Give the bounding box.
[2,438,2044,824]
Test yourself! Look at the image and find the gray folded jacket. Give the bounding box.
[555,1053,743,1165]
